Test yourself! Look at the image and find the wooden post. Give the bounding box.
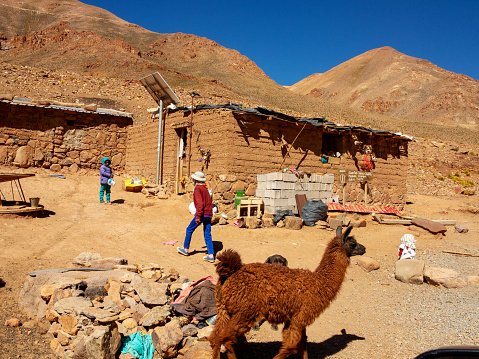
[342,183,346,205]
[364,182,368,205]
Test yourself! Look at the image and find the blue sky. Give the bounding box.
[83,0,479,86]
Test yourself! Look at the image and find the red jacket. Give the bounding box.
[193,184,213,220]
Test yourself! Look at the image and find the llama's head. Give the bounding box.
[336,225,366,257]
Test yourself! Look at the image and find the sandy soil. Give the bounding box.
[0,167,478,359]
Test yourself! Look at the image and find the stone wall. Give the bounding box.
[126,108,410,210]
[0,101,132,172]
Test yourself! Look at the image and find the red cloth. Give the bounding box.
[193,184,213,220]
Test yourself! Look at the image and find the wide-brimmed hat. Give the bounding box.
[191,171,206,182]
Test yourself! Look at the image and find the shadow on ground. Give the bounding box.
[232,329,365,359]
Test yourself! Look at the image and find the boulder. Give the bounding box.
[151,320,183,358]
[181,324,198,337]
[411,218,447,234]
[90,257,128,270]
[139,305,170,327]
[72,252,103,267]
[454,225,469,233]
[245,217,261,229]
[50,163,62,172]
[231,180,246,193]
[122,317,138,330]
[73,324,121,359]
[106,279,122,304]
[183,341,212,359]
[356,256,380,272]
[59,314,79,336]
[53,297,93,316]
[395,259,425,285]
[424,267,468,288]
[467,276,479,286]
[81,307,118,320]
[283,216,303,230]
[40,283,62,301]
[5,318,22,327]
[13,146,32,167]
[196,326,214,341]
[130,276,169,306]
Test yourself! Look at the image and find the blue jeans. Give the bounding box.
[100,184,111,202]
[183,216,214,256]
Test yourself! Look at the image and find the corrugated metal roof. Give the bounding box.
[171,103,413,140]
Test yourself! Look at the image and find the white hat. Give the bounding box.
[191,171,206,182]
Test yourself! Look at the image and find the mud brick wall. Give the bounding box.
[0,101,131,172]
[126,120,159,180]
[126,108,409,210]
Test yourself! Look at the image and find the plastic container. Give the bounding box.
[234,191,246,209]
[206,314,217,326]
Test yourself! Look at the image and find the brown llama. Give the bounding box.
[209,225,366,359]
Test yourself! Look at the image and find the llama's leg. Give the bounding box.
[297,328,308,359]
[209,314,254,359]
[272,322,305,359]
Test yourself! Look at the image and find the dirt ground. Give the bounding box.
[0,166,478,359]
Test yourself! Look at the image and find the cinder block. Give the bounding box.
[287,197,297,206]
[320,183,333,191]
[257,181,267,190]
[310,174,322,183]
[265,189,282,199]
[294,182,306,191]
[257,174,267,182]
[282,173,297,182]
[308,183,320,191]
[266,172,283,181]
[320,190,333,198]
[255,189,265,198]
[264,205,276,215]
[262,198,273,206]
[280,189,295,198]
[324,173,335,184]
[269,198,289,207]
[269,181,294,190]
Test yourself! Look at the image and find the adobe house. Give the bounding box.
[0,97,132,171]
[126,104,411,211]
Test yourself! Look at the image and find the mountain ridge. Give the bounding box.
[0,0,478,146]
[288,46,479,128]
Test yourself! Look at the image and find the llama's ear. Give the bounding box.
[340,226,353,242]
[336,225,343,236]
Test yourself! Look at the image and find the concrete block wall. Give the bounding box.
[0,101,131,172]
[256,172,337,214]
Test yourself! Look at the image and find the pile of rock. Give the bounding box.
[140,183,171,199]
[19,253,214,359]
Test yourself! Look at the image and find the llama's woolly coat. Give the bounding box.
[217,238,350,327]
[209,226,366,359]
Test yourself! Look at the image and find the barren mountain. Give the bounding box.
[288,47,479,129]
[0,1,478,147]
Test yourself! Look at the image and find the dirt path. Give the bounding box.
[0,169,478,358]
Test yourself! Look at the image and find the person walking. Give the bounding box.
[99,157,113,204]
[177,171,215,262]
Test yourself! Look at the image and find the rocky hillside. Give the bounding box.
[288,47,479,129]
[0,1,478,148]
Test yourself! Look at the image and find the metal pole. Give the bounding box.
[187,97,193,177]
[156,99,164,185]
